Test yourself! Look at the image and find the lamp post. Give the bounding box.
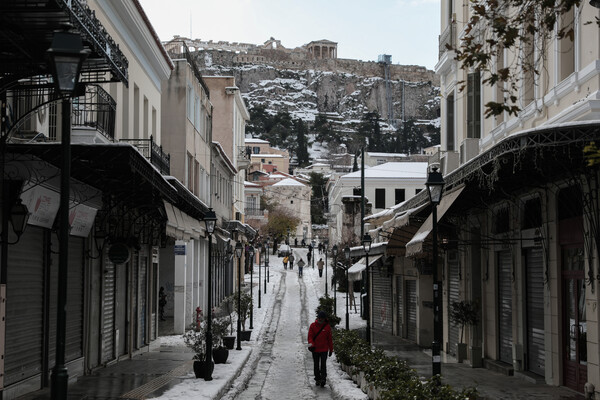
[332,245,338,316]
[426,166,445,378]
[47,28,89,400]
[311,240,316,269]
[248,245,254,330]
[235,242,243,350]
[344,246,351,330]
[362,233,372,345]
[324,240,329,296]
[266,238,270,284]
[202,209,217,381]
[258,243,263,308]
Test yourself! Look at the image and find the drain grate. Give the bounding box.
[120,361,192,399]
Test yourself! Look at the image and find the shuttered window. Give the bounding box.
[467,72,481,139]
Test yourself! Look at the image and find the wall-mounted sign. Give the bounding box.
[108,243,131,264]
[69,203,97,238]
[174,244,186,256]
[20,185,60,229]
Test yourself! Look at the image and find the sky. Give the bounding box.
[140,0,441,71]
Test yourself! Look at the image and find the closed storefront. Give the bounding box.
[497,250,513,364]
[406,279,417,342]
[447,251,460,357]
[525,247,545,376]
[102,260,116,364]
[372,267,392,333]
[396,275,403,337]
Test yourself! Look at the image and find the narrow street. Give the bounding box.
[222,248,335,400]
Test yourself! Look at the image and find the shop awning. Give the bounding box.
[347,254,383,281]
[406,186,465,257]
[164,201,184,240]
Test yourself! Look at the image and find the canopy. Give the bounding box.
[347,254,383,281]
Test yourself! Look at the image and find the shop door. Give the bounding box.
[562,246,586,392]
[396,275,404,337]
[525,247,545,376]
[497,250,513,364]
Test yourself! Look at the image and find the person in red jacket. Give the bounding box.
[307,311,334,387]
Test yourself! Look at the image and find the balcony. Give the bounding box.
[120,136,170,175]
[72,85,116,143]
[237,145,251,169]
[438,21,456,58]
[245,207,268,218]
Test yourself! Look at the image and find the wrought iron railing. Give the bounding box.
[120,135,170,175]
[439,21,456,57]
[245,207,266,217]
[72,84,116,140]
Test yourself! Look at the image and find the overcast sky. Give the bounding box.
[140,0,441,71]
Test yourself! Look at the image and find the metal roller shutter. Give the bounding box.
[102,259,116,363]
[139,255,147,347]
[497,250,513,364]
[5,227,45,386]
[447,252,460,356]
[526,247,545,376]
[372,270,392,333]
[396,275,403,337]
[406,280,417,342]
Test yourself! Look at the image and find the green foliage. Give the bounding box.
[332,329,479,399]
[294,118,311,166]
[394,119,434,154]
[309,172,328,225]
[449,300,480,343]
[315,295,341,328]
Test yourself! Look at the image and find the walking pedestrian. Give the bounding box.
[289,253,295,270]
[317,258,324,277]
[283,255,289,269]
[159,287,167,321]
[295,238,298,247]
[297,258,305,277]
[308,311,333,387]
[318,242,323,254]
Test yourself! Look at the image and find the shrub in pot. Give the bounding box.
[449,300,479,363]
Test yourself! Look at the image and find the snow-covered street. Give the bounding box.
[152,247,368,400]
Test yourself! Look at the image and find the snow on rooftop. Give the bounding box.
[341,162,428,179]
[272,178,306,187]
[245,138,269,144]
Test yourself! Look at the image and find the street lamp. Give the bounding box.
[203,209,217,381]
[362,232,372,345]
[235,241,243,350]
[258,242,263,308]
[324,240,329,296]
[332,245,338,316]
[47,28,89,400]
[426,166,445,378]
[248,245,254,330]
[266,238,270,284]
[344,246,351,330]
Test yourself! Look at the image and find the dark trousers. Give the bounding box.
[318,269,323,277]
[312,351,328,382]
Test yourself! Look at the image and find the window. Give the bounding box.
[375,188,385,209]
[186,153,194,190]
[559,7,575,82]
[395,189,405,205]
[186,85,193,122]
[522,197,541,229]
[493,207,510,234]
[415,188,422,195]
[253,146,261,154]
[467,72,481,139]
[261,158,265,163]
[446,94,455,151]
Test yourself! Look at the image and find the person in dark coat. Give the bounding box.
[159,287,167,321]
[307,311,334,387]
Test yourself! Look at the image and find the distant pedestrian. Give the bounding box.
[295,238,298,247]
[302,238,306,247]
[317,258,324,277]
[159,287,167,321]
[308,311,333,387]
[289,253,295,270]
[283,255,289,269]
[297,258,305,277]
[318,242,323,254]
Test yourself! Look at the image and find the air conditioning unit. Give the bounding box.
[460,138,480,164]
[440,151,459,174]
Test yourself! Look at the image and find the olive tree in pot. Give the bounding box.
[450,300,479,363]
[234,290,253,340]
[220,294,237,349]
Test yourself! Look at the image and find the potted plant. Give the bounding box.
[183,321,214,379]
[211,316,231,364]
[449,300,479,363]
[234,290,253,340]
[220,294,237,349]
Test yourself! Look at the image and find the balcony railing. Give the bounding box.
[120,136,170,175]
[245,207,267,217]
[439,21,456,57]
[72,84,116,141]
